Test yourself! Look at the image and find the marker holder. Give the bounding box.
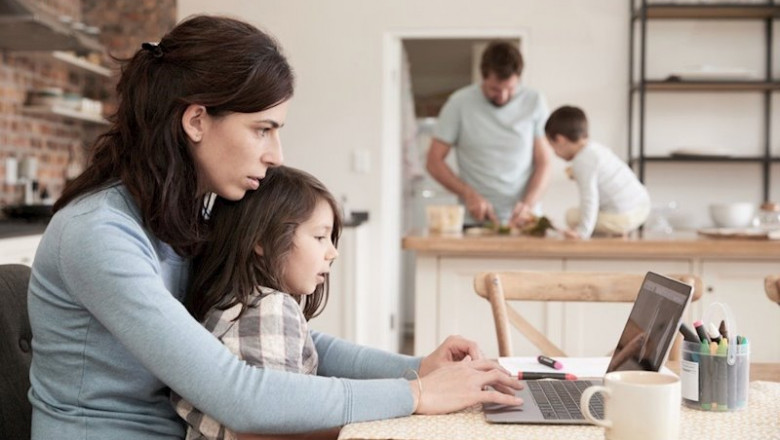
[680,303,749,411]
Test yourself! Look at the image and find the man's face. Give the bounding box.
[481,73,519,107]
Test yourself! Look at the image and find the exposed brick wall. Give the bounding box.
[0,0,175,212]
[0,51,93,208]
[83,0,177,61]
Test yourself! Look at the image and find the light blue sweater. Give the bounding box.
[28,183,419,439]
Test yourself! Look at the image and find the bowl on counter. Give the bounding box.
[709,202,755,228]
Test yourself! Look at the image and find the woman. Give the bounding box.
[28,15,522,440]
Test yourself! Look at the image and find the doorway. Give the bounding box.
[382,29,527,353]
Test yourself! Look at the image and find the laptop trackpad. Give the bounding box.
[483,384,543,423]
[483,379,603,424]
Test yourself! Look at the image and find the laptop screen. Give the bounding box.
[606,272,693,373]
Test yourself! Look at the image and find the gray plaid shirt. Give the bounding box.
[171,286,318,440]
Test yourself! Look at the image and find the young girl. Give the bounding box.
[172,166,341,440]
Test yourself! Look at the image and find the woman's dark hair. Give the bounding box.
[480,41,523,79]
[544,105,589,142]
[187,166,343,322]
[53,15,295,256]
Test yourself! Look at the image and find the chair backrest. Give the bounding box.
[473,271,703,358]
[0,264,32,440]
[765,275,780,305]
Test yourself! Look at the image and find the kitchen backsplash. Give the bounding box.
[0,0,175,211]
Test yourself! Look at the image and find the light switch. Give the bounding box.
[352,149,370,174]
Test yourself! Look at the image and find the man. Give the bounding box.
[426,41,551,228]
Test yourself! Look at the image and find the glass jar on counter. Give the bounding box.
[752,202,780,230]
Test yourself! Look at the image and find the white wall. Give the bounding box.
[178,0,779,348]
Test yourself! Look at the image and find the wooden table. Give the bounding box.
[338,381,780,440]
[402,230,780,259]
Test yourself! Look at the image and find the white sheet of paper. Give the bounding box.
[499,357,611,379]
[499,357,677,379]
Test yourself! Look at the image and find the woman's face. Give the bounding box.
[190,100,289,200]
[280,199,339,295]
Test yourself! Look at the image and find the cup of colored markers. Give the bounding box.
[679,319,749,411]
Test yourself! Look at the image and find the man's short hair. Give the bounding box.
[480,41,523,79]
[545,106,589,142]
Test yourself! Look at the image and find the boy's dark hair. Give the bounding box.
[480,41,523,80]
[187,166,342,322]
[54,15,295,256]
[545,105,589,142]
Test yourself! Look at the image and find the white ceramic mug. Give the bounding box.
[580,371,681,440]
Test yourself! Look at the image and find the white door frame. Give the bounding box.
[381,28,529,351]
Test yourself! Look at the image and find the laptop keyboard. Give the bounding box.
[528,380,604,420]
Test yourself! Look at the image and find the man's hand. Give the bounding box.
[509,202,534,228]
[463,191,497,224]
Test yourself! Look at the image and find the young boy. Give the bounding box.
[545,106,650,239]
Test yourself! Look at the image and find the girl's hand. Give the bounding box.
[413,360,523,414]
[419,335,484,376]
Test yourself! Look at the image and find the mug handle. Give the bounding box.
[580,385,612,428]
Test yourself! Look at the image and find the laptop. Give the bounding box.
[483,271,693,424]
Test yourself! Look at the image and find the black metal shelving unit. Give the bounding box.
[628,1,780,202]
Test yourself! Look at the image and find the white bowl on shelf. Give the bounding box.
[709,203,755,228]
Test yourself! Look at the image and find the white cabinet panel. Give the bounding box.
[435,257,563,358]
[309,224,375,346]
[0,235,42,266]
[564,259,693,357]
[699,260,780,362]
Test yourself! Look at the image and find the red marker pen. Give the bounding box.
[518,372,578,381]
[537,355,563,370]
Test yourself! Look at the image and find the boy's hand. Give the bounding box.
[563,228,581,239]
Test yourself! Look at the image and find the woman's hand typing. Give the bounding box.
[412,359,523,415]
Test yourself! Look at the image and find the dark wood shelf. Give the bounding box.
[631,156,773,164]
[633,3,780,20]
[632,80,780,92]
[629,1,778,201]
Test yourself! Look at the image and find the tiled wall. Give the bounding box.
[0,0,175,210]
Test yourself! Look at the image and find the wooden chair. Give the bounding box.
[473,271,703,359]
[764,275,780,305]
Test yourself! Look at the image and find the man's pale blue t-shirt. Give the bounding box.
[434,83,548,224]
[27,183,419,440]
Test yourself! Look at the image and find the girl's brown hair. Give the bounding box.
[54,15,294,256]
[187,166,343,322]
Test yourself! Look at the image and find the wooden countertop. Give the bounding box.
[402,230,780,259]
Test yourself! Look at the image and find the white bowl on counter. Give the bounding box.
[709,202,755,228]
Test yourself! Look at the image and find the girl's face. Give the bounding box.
[189,100,289,200]
[281,198,339,295]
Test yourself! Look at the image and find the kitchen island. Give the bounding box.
[403,230,780,361]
